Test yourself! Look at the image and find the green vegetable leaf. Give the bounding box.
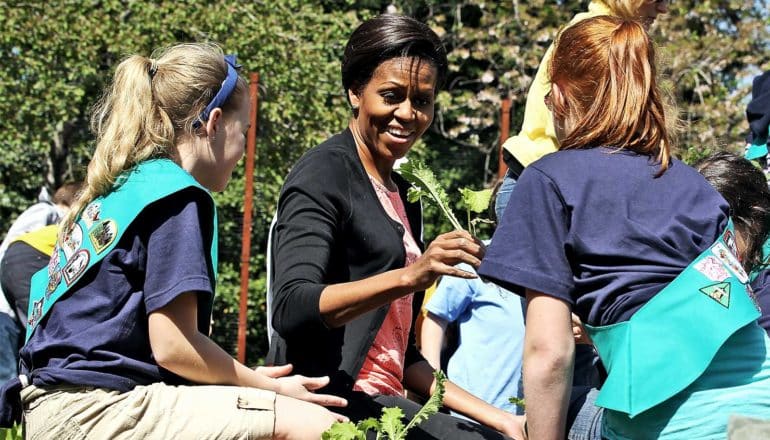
[380,406,406,439]
[509,396,526,410]
[322,421,363,440]
[459,187,493,214]
[403,370,447,435]
[399,160,463,230]
[356,417,380,437]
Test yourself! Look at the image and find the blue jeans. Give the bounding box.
[0,312,19,382]
[495,169,517,222]
[568,387,604,440]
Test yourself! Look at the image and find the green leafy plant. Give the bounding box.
[400,161,464,231]
[508,396,526,411]
[322,370,447,440]
[458,187,494,236]
[401,161,494,235]
[0,424,22,440]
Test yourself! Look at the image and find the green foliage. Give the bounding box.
[401,160,463,230]
[509,396,526,411]
[459,187,493,235]
[323,370,447,440]
[0,425,22,440]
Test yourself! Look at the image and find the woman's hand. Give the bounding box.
[402,230,485,291]
[274,374,348,408]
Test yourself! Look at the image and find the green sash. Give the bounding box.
[25,159,218,342]
[584,220,760,417]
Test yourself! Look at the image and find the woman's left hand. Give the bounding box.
[274,374,349,408]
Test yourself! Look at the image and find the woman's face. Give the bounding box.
[348,57,437,163]
[636,0,669,29]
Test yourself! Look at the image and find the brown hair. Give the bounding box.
[602,0,651,20]
[549,16,672,173]
[60,43,246,240]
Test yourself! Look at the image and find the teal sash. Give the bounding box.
[584,220,760,417]
[749,237,770,283]
[745,127,769,161]
[25,159,218,342]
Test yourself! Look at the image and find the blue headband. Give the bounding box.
[193,54,241,128]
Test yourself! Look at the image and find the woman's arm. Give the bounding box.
[319,230,483,327]
[522,289,575,440]
[404,360,526,439]
[148,292,347,408]
[419,312,448,369]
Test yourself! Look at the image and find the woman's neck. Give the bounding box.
[349,121,397,191]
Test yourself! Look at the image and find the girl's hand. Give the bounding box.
[254,363,294,378]
[402,230,485,291]
[572,313,593,345]
[274,374,348,408]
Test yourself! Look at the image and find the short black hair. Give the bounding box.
[694,151,770,271]
[341,14,447,97]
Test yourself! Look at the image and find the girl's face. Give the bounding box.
[195,90,250,192]
[348,57,437,165]
[636,0,669,29]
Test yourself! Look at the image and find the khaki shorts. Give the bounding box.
[21,382,275,440]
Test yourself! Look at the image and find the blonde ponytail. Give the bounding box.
[59,43,246,242]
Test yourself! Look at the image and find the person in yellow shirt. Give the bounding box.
[497,0,670,214]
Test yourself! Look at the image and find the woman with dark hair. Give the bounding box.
[479,16,770,439]
[270,14,523,440]
[695,152,770,335]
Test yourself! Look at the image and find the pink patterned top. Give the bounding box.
[353,175,423,396]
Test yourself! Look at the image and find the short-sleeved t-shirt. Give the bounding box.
[479,148,729,326]
[424,260,525,415]
[20,189,215,392]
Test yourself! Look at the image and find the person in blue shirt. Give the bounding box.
[0,42,346,439]
[479,16,770,439]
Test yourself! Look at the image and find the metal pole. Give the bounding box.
[498,95,512,180]
[237,72,259,364]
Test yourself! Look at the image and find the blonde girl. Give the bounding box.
[0,43,345,440]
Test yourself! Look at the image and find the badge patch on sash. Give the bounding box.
[61,224,83,258]
[694,256,731,282]
[711,242,749,283]
[47,247,60,276]
[700,282,731,308]
[723,229,738,258]
[83,202,101,228]
[28,299,43,327]
[46,271,61,298]
[62,249,90,285]
[89,220,117,254]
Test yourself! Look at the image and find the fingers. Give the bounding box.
[330,411,350,423]
[301,375,331,391]
[307,393,348,408]
[254,363,293,378]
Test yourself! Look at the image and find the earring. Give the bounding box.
[351,105,359,111]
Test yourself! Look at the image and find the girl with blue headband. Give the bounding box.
[0,42,346,439]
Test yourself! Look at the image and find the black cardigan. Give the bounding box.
[267,129,426,395]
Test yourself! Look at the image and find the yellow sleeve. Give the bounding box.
[502,43,558,168]
[503,2,612,168]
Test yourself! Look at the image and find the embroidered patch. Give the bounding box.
[82,202,102,228]
[46,271,61,298]
[62,249,90,286]
[47,247,61,276]
[723,230,738,258]
[88,220,117,254]
[61,224,83,258]
[711,242,749,283]
[700,282,730,308]
[28,298,44,328]
[694,256,731,282]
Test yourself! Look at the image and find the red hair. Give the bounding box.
[549,16,672,173]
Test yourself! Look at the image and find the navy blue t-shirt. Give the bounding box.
[479,148,729,326]
[20,189,215,392]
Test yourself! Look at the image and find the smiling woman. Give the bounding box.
[269,13,525,440]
